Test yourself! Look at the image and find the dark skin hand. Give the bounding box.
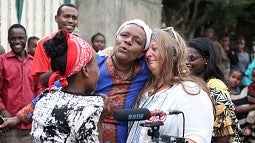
[0,116,21,135]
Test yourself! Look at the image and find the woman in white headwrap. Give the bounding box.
[96,19,152,143]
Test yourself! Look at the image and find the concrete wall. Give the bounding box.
[77,0,162,47]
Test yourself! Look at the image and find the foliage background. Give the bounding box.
[162,0,255,52]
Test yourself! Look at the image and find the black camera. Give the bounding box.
[140,121,188,143]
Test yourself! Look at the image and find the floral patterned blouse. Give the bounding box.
[207,78,241,143]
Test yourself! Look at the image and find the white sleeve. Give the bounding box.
[179,90,214,143]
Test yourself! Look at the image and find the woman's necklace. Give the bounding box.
[148,83,165,96]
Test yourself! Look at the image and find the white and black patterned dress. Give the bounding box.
[31,89,104,143]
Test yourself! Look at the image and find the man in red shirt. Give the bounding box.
[32,3,78,87]
[0,24,43,142]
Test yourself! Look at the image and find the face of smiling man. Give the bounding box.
[8,27,27,55]
[55,5,78,34]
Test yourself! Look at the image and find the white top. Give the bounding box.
[127,81,214,143]
[31,89,104,143]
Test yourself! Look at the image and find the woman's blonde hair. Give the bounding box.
[134,28,210,107]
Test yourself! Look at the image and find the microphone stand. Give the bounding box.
[139,111,188,143]
[140,121,164,143]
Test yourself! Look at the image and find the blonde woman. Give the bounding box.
[127,28,214,143]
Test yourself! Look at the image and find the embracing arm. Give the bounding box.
[0,102,35,131]
[16,103,35,124]
[0,90,47,131]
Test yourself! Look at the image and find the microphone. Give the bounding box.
[113,108,182,122]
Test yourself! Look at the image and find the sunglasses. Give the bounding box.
[161,27,178,40]
[188,55,203,62]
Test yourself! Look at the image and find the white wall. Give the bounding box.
[0,0,162,51]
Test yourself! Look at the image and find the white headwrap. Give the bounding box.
[116,19,152,50]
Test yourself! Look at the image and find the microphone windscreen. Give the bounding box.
[113,108,151,121]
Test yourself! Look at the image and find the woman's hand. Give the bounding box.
[0,116,21,135]
[100,94,110,119]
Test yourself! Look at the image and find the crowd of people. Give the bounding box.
[1,3,255,143]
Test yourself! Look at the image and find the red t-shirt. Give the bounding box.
[31,32,60,76]
[0,51,43,129]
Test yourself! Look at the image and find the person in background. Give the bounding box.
[227,68,244,95]
[235,37,250,74]
[237,68,255,137]
[228,68,255,142]
[243,61,255,86]
[91,33,106,52]
[54,4,78,34]
[0,19,152,143]
[218,32,239,77]
[127,28,214,143]
[31,29,109,142]
[202,25,214,40]
[0,24,43,143]
[0,45,5,55]
[32,3,78,87]
[186,37,241,143]
[27,36,39,56]
[213,42,229,78]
